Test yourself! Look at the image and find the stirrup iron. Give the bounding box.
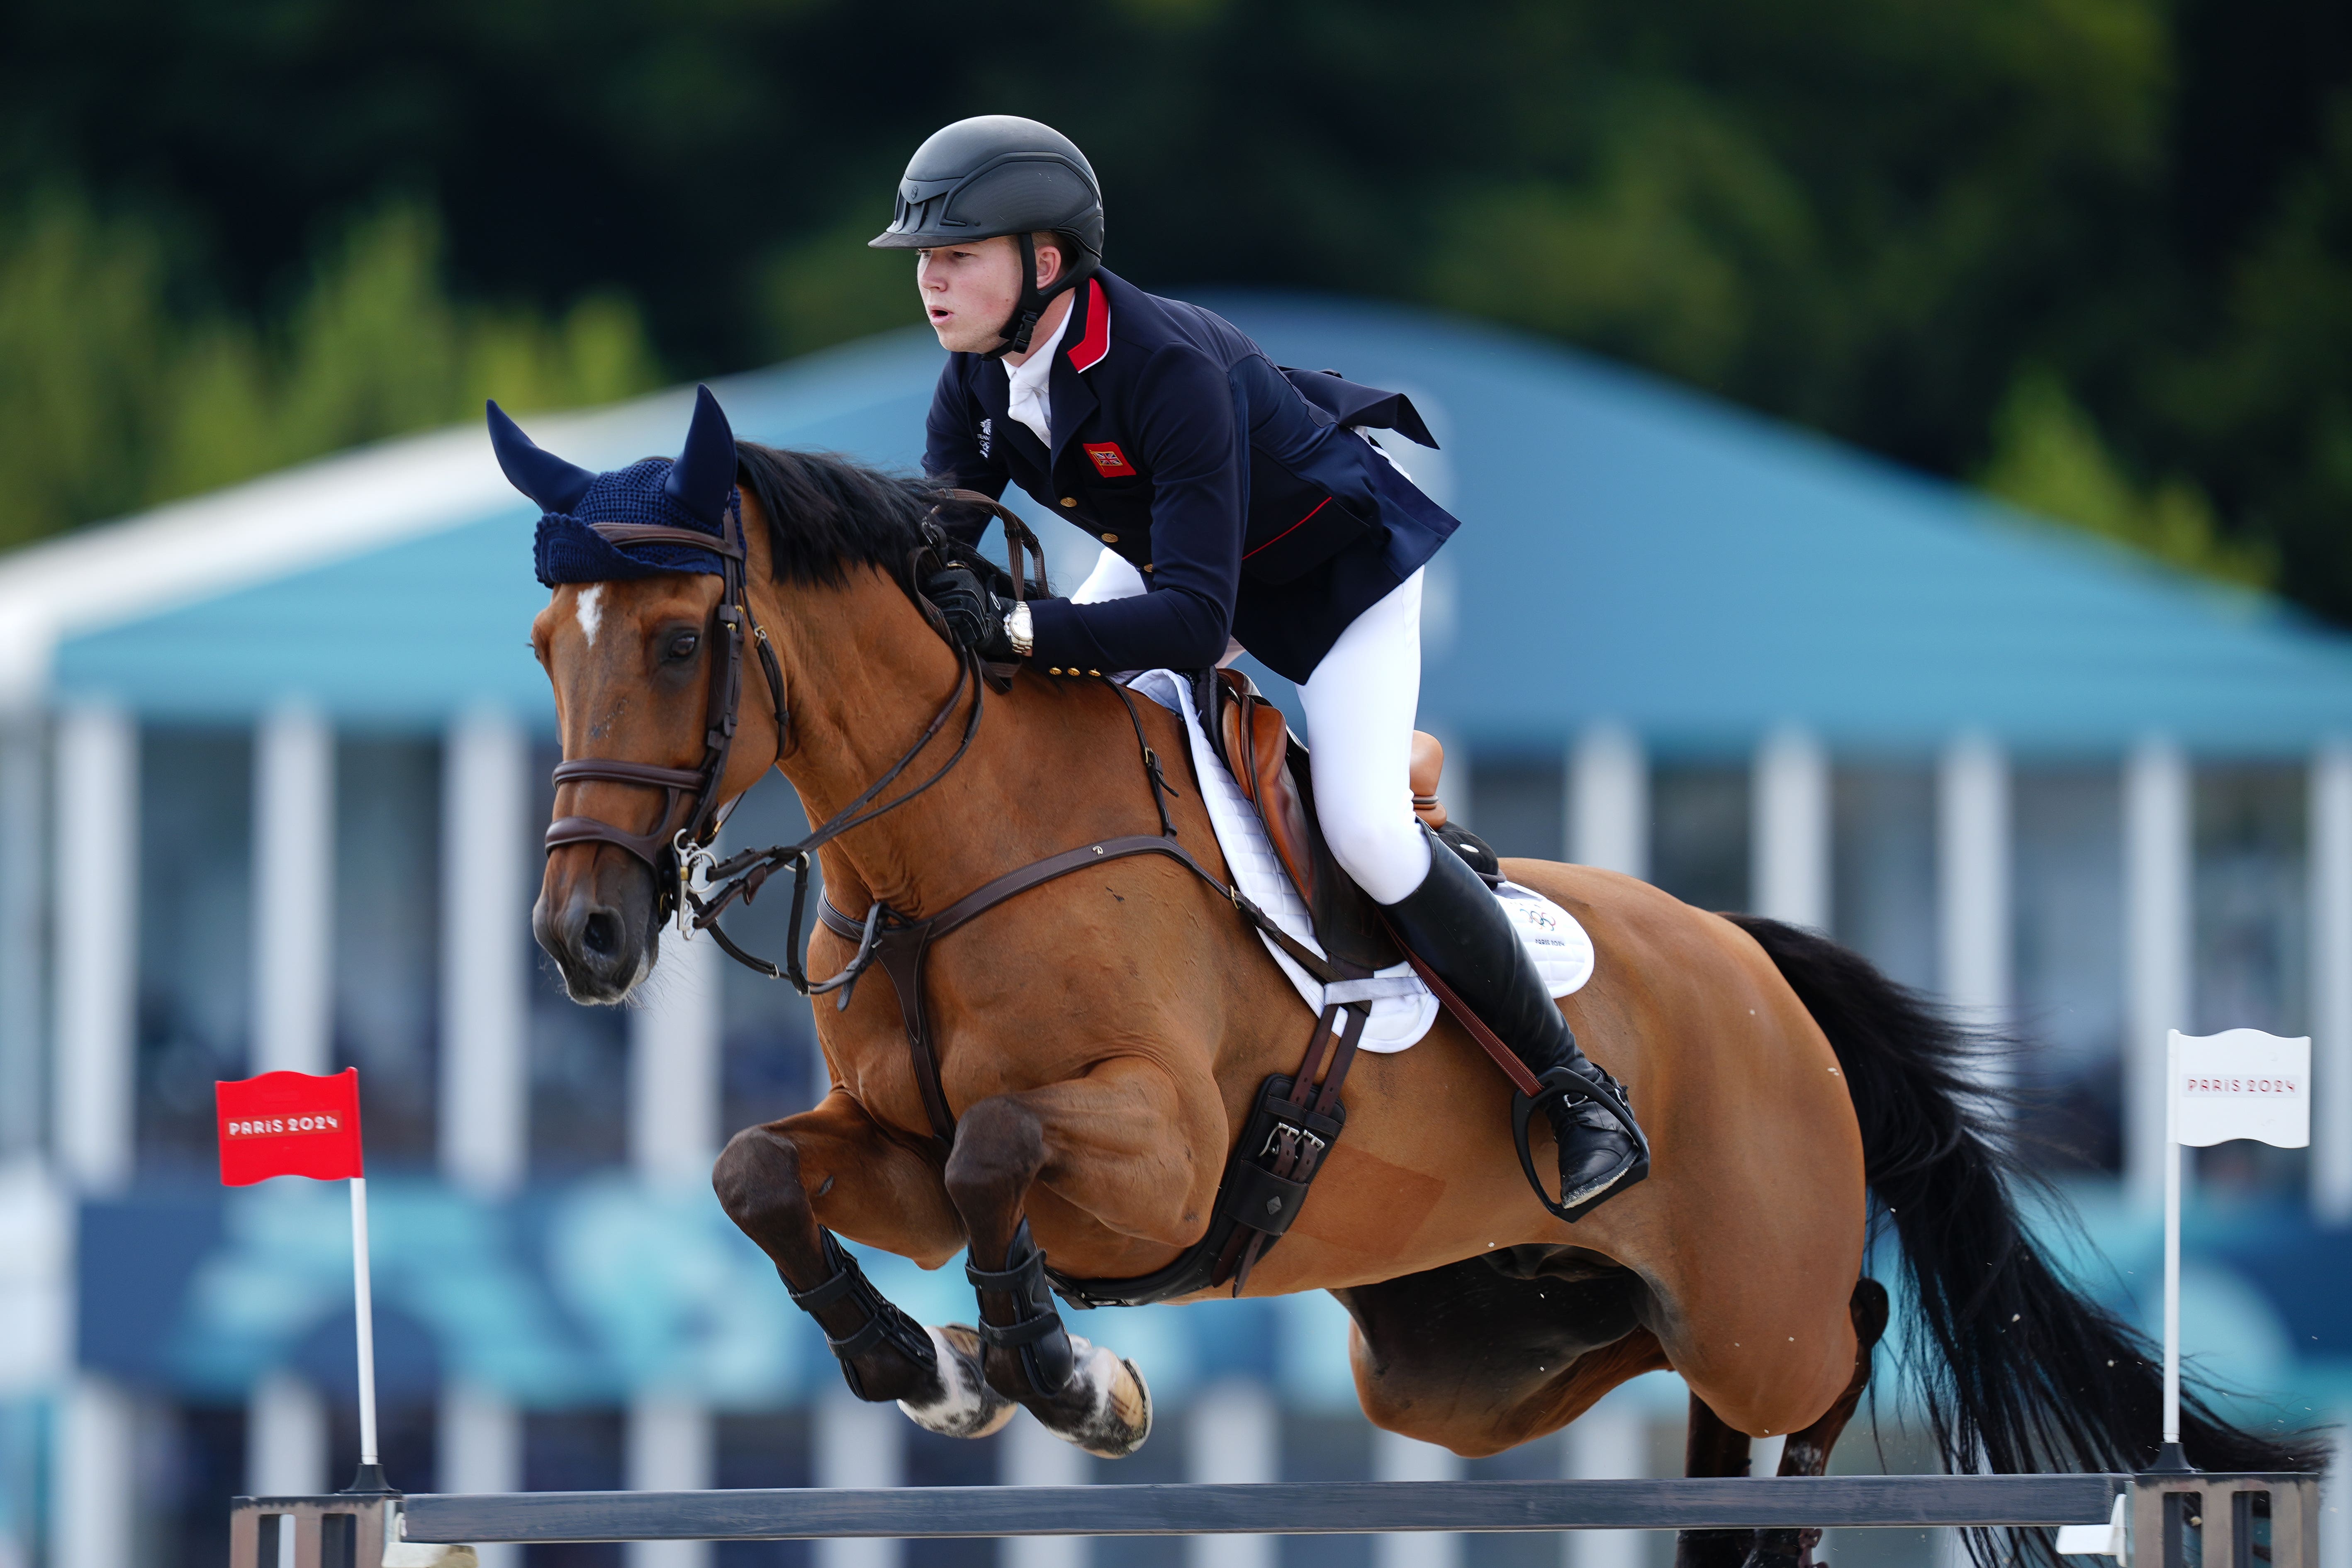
[1510,1065,1652,1223]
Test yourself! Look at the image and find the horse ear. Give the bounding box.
[487,401,595,514]
[665,385,738,526]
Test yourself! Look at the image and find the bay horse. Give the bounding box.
[522,411,2312,1566]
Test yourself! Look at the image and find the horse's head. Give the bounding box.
[494,387,783,1003]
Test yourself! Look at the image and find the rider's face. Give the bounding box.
[916,236,1061,355]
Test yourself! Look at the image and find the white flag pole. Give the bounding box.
[2160,1029,2186,1468]
[2152,1027,2308,1473]
[348,1174,385,1489]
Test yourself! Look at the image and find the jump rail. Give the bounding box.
[230,1471,2318,1568]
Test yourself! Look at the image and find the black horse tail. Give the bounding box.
[1726,914,2323,1492]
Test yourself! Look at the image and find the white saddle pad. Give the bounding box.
[1125,670,1593,1054]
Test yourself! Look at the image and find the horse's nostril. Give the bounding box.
[582,909,623,959]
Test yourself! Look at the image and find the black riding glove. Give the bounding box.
[924,564,1017,660]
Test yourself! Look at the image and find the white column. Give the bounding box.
[248,1369,329,1496]
[1570,722,1648,879]
[253,704,335,1078]
[441,710,531,1196]
[1185,1381,1277,1568]
[630,934,721,1184]
[814,1393,903,1568]
[439,1380,523,1568]
[1373,1429,1461,1568]
[1938,733,2013,1088]
[0,715,42,1155]
[1563,1403,1645,1568]
[627,1394,713,1568]
[52,706,136,1192]
[53,1375,134,1568]
[2313,743,2352,1222]
[1003,1414,1090,1568]
[1753,726,1831,928]
[2125,736,2193,1212]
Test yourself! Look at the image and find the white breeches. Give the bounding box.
[1298,569,1432,904]
[1077,546,1432,906]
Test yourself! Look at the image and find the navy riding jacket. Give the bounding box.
[923,269,1460,683]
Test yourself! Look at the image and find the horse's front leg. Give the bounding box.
[945,1057,1208,1458]
[713,1089,1015,1438]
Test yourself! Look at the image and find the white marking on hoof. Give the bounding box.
[897,1324,1016,1439]
[1041,1334,1153,1460]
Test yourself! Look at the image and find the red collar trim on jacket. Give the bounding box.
[1066,278,1110,373]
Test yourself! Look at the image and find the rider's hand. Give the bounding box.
[924,564,1017,660]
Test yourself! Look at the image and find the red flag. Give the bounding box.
[216,1067,365,1186]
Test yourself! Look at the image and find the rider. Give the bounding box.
[878,114,1646,1220]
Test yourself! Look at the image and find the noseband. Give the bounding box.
[543,499,790,919]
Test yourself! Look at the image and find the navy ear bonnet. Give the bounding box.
[488,385,742,587]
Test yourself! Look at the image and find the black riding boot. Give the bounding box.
[1381,828,1650,1220]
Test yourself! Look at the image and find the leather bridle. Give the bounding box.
[542,488,1032,947]
[542,497,789,922]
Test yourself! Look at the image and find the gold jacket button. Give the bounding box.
[1100,532,1118,543]
[1088,669,1102,677]
[1059,497,1078,508]
[1048,666,1062,675]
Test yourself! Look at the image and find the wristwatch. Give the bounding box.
[1004,600,1035,658]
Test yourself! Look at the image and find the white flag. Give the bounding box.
[2169,1029,2311,1149]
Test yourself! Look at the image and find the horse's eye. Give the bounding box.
[668,632,700,661]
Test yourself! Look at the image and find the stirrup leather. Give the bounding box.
[785,1230,939,1399]
[1510,1065,1652,1223]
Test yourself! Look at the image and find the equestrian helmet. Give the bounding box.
[870,115,1104,265]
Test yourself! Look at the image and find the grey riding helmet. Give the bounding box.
[872,115,1104,357]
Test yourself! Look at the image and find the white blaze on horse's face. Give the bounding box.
[576,583,605,648]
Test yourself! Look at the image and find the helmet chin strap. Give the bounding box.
[982,231,1092,360]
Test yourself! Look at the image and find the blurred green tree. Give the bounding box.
[0,193,658,549]
[1979,369,2273,587]
[0,0,2345,615]
[0,193,176,546]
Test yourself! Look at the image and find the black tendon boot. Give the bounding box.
[787,1230,941,1400]
[964,1219,1078,1396]
[1381,827,1650,1220]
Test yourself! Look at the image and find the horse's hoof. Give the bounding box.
[1053,1336,1153,1460]
[897,1325,1017,1439]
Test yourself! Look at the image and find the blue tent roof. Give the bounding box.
[41,292,2352,753]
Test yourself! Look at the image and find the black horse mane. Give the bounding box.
[732,439,1037,598]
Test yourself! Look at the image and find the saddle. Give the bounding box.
[1188,667,1499,975]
